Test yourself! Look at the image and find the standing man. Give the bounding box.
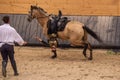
[0,16,27,77]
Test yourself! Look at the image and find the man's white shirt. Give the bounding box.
[0,24,24,47]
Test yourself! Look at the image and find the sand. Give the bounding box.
[0,46,120,80]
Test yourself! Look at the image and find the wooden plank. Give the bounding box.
[114,17,120,45]
[14,0,36,4]
[119,0,120,14]
[84,0,118,5]
[0,0,14,4]
[83,0,119,15]
[0,0,120,16]
[13,4,30,14]
[0,14,120,46]
[0,4,14,13]
[36,0,51,4]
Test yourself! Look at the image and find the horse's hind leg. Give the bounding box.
[87,42,93,60]
[83,43,88,58]
[82,41,93,60]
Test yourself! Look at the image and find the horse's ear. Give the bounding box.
[58,10,62,17]
[31,5,33,8]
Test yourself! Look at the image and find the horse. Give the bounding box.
[27,5,102,60]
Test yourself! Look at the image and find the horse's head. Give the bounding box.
[27,5,48,22]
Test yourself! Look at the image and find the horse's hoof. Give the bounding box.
[51,55,57,59]
[88,57,93,60]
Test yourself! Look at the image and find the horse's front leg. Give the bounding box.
[51,45,57,59]
[49,38,58,59]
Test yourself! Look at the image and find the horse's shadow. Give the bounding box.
[53,53,90,62]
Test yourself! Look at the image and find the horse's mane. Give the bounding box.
[31,5,47,13]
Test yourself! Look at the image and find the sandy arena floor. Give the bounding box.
[0,46,120,80]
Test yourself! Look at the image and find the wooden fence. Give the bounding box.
[0,14,120,47]
[0,0,120,16]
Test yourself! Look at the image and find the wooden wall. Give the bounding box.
[0,14,120,47]
[0,0,120,16]
[0,0,120,47]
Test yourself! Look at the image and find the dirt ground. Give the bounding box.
[0,46,120,80]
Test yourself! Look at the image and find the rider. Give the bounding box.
[47,10,62,37]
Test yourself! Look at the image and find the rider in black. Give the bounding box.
[47,10,62,36]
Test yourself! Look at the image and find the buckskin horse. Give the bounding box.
[27,5,102,60]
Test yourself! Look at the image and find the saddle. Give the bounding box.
[47,10,70,35]
[57,17,70,31]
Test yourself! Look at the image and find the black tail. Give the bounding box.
[83,26,102,43]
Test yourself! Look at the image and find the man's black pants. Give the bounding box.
[0,44,18,74]
[0,44,15,63]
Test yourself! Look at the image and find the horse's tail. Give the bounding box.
[83,25,102,43]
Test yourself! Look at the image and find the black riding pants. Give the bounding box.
[0,44,16,66]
